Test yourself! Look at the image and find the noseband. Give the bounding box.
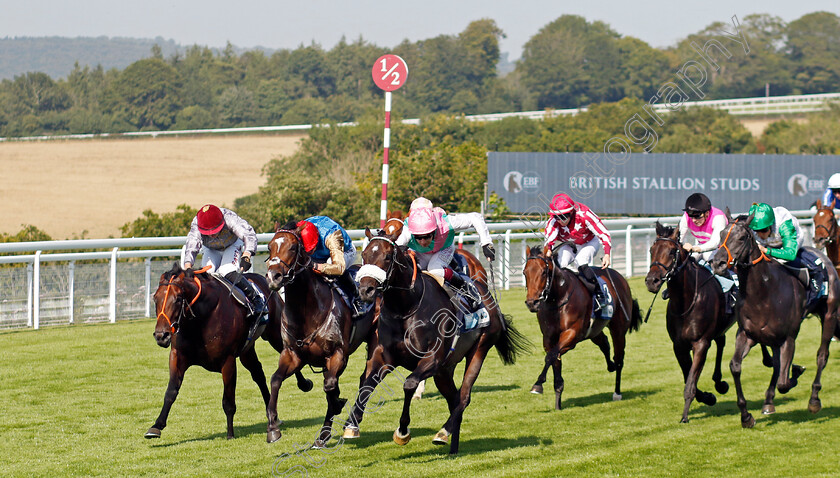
[157,274,203,333]
[815,209,838,244]
[525,254,555,302]
[357,236,418,293]
[649,237,687,287]
[268,230,313,285]
[720,223,770,268]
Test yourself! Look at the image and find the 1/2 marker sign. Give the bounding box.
[372,54,409,92]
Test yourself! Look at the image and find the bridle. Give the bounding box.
[267,230,313,285]
[719,222,770,268]
[156,272,204,333]
[361,236,418,293]
[525,254,555,303]
[648,237,689,290]
[814,208,838,245]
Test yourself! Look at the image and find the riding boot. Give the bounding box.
[447,273,483,312]
[337,271,367,319]
[578,264,606,311]
[226,272,269,347]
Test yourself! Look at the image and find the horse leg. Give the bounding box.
[395,358,439,445]
[437,341,494,455]
[343,346,392,438]
[551,358,564,411]
[221,355,238,439]
[810,313,836,413]
[673,342,702,423]
[777,337,800,394]
[729,328,756,428]
[609,325,627,401]
[711,334,730,394]
[530,360,551,394]
[591,332,616,372]
[295,371,313,393]
[239,347,272,409]
[760,344,773,368]
[266,350,302,443]
[762,345,782,415]
[145,352,189,438]
[314,350,348,449]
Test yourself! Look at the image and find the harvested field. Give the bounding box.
[0,133,305,239]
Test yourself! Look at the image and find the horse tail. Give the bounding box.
[494,314,532,365]
[627,298,643,334]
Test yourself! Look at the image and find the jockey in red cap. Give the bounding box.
[183,204,267,349]
[544,193,612,309]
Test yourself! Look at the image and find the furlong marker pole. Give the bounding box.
[380,91,392,229]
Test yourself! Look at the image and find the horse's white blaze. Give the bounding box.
[357,264,387,284]
[267,257,281,266]
[272,237,285,250]
[371,245,379,254]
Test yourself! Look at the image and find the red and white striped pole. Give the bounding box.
[371,54,408,229]
[380,91,392,228]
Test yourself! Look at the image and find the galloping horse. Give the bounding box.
[812,200,840,275]
[343,228,528,454]
[644,222,734,422]
[711,210,839,427]
[523,245,642,410]
[264,224,378,448]
[146,264,311,440]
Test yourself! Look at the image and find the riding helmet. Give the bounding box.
[683,193,712,214]
[548,193,575,215]
[407,207,438,235]
[409,197,433,213]
[748,203,775,231]
[828,173,840,190]
[297,220,320,253]
[196,205,225,235]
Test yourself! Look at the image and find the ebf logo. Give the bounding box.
[787,174,824,197]
[504,171,540,194]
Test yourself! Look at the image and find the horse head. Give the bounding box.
[153,263,201,348]
[813,199,837,248]
[711,208,756,275]
[266,223,311,290]
[356,227,405,302]
[523,245,563,312]
[645,221,685,293]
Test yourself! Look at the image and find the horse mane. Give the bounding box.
[528,246,543,258]
[278,220,298,231]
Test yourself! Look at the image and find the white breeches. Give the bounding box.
[554,236,601,269]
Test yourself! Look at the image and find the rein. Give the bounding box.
[720,223,771,268]
[363,235,426,318]
[525,254,569,310]
[268,230,313,285]
[814,209,838,244]
[156,265,212,332]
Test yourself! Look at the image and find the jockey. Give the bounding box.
[543,193,611,309]
[182,204,267,344]
[296,215,366,318]
[396,198,496,311]
[821,173,840,210]
[749,202,826,308]
[677,193,737,312]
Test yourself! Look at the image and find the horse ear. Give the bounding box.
[525,245,531,257]
[365,227,373,239]
[655,220,664,236]
[542,245,552,257]
[724,207,733,223]
[274,221,281,232]
[747,210,755,226]
[817,199,823,209]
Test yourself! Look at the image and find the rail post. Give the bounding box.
[34,251,41,329]
[68,261,75,324]
[625,225,633,277]
[110,247,118,323]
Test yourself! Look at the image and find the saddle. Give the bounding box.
[448,253,469,276]
[210,273,258,310]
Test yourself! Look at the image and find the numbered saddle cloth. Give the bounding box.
[460,307,491,333]
[593,276,615,320]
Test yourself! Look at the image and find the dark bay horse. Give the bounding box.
[711,210,839,427]
[813,200,840,275]
[644,222,734,422]
[523,246,642,410]
[264,224,378,448]
[146,264,311,440]
[343,228,528,454]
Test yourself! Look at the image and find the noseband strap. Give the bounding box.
[157,274,203,332]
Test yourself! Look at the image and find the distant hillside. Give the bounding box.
[0,36,275,80]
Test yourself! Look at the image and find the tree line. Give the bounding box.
[0,12,838,138]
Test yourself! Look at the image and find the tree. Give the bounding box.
[120,204,198,237]
[787,12,840,94]
[104,58,183,130]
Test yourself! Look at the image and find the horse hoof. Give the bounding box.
[226,434,234,440]
[412,392,423,400]
[607,362,617,372]
[680,417,689,424]
[343,427,360,439]
[715,381,730,395]
[761,404,775,415]
[312,440,328,449]
[393,428,411,446]
[432,428,450,446]
[144,427,161,439]
[742,414,756,428]
[698,393,717,406]
[612,393,622,401]
[530,384,543,394]
[809,398,822,414]
[792,365,806,381]
[298,379,314,393]
[267,429,282,443]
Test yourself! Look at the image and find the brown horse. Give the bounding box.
[342,228,528,454]
[711,210,839,427]
[264,224,378,448]
[145,264,311,440]
[813,200,840,275]
[523,245,642,410]
[644,222,735,422]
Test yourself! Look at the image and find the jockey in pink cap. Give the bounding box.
[396,198,495,311]
[544,193,612,309]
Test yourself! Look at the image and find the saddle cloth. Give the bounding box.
[593,276,615,320]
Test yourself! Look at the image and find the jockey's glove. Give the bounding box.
[240,255,252,272]
[483,244,496,262]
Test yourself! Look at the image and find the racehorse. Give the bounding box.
[523,245,643,410]
[264,223,378,448]
[812,199,840,275]
[711,209,839,427]
[146,264,311,440]
[644,222,735,422]
[342,228,529,454]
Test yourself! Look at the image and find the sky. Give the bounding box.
[1,1,838,60]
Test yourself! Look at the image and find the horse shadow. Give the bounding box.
[534,386,661,412]
[413,383,520,401]
[148,416,325,447]
[689,398,840,425]
[353,435,543,465]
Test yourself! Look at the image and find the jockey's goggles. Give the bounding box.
[553,213,571,221]
[414,232,435,241]
[686,210,707,219]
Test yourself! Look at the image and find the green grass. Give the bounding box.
[3,277,840,477]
